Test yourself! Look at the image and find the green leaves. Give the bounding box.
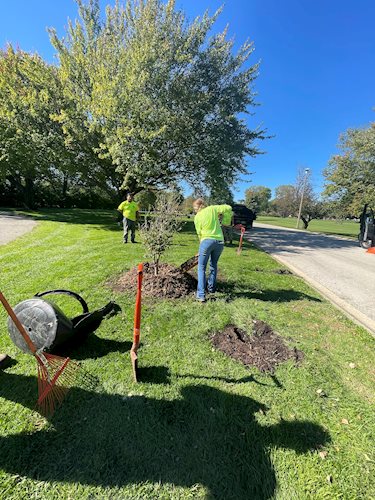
[323,124,375,216]
[51,0,264,194]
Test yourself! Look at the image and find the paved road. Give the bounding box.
[248,222,375,335]
[0,212,37,246]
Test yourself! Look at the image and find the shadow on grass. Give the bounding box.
[216,281,322,303]
[250,226,359,253]
[0,371,330,499]
[177,373,273,387]
[52,335,133,361]
[20,208,119,232]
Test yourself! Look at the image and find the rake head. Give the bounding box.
[36,353,94,417]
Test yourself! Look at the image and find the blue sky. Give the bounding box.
[1,0,374,200]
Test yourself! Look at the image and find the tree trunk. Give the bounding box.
[23,176,34,209]
[154,258,159,276]
[301,216,309,229]
[61,175,69,208]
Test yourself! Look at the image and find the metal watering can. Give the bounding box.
[7,289,119,355]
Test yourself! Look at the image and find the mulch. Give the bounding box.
[109,263,197,299]
[211,320,303,373]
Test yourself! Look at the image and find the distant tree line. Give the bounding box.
[0,0,265,209]
[244,118,375,227]
[244,174,327,229]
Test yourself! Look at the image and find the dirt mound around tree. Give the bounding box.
[109,263,197,299]
[211,320,303,373]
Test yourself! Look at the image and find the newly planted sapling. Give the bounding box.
[140,191,183,276]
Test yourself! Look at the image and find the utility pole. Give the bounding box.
[296,168,310,229]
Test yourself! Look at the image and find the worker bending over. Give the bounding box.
[193,199,232,303]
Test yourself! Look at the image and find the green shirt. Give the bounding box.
[221,208,233,226]
[194,204,232,242]
[117,201,140,221]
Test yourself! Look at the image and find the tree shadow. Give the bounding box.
[177,373,274,387]
[251,226,359,254]
[215,281,322,303]
[19,209,119,232]
[0,371,330,499]
[52,334,133,360]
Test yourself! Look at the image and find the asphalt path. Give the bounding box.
[0,212,37,246]
[248,222,375,336]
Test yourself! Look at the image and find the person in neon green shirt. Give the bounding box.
[117,193,140,243]
[193,198,232,302]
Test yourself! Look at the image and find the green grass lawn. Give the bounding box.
[257,216,360,238]
[0,209,374,499]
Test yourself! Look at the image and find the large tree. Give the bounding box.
[272,185,297,217]
[245,185,271,213]
[0,45,117,208]
[0,46,70,207]
[49,0,265,195]
[323,123,375,216]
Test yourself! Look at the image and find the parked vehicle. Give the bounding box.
[358,204,375,248]
[232,204,256,228]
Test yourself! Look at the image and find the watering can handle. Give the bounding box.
[34,289,89,313]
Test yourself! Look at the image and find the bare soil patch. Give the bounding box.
[211,320,303,372]
[109,263,197,299]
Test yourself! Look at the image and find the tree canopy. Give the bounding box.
[270,170,324,228]
[245,185,271,213]
[323,123,375,215]
[50,0,264,194]
[1,0,265,208]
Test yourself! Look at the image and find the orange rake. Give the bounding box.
[0,291,83,417]
[130,263,143,382]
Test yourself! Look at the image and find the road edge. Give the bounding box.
[249,237,375,339]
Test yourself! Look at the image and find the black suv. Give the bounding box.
[232,204,256,229]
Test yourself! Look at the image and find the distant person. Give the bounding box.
[221,206,234,245]
[193,199,232,302]
[117,193,140,244]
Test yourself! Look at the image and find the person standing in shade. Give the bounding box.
[193,198,232,302]
[221,206,234,245]
[117,193,140,244]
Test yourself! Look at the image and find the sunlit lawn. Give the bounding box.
[0,209,374,499]
[257,215,360,238]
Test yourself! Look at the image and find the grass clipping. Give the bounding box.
[212,320,303,373]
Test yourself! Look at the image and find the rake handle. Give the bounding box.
[0,291,37,354]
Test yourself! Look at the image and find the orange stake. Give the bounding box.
[234,225,246,254]
[130,263,143,382]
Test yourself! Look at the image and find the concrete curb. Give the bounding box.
[248,237,375,338]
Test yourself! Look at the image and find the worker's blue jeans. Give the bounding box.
[197,239,224,300]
